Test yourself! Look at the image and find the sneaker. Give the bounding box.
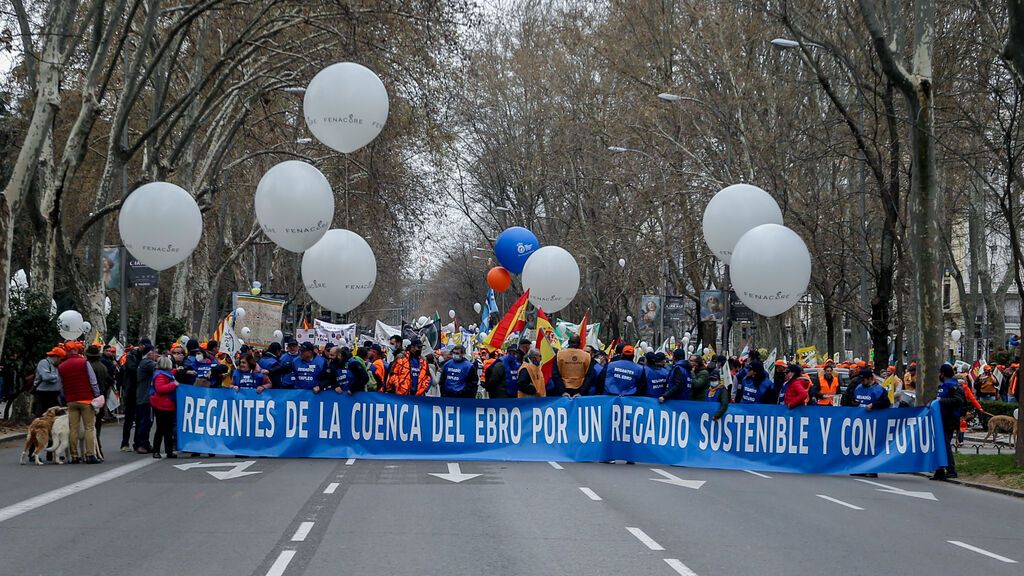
[152,452,162,459]
[929,472,947,481]
[85,456,100,464]
[120,446,132,453]
[135,447,149,455]
[166,452,178,459]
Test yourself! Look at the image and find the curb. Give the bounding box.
[0,432,27,443]
[912,472,1024,498]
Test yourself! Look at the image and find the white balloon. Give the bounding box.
[449,309,457,319]
[104,297,111,316]
[702,184,783,264]
[58,310,84,333]
[273,330,284,341]
[81,321,92,333]
[682,336,690,347]
[179,335,190,344]
[10,269,27,291]
[687,345,694,353]
[241,326,252,337]
[402,338,411,348]
[118,181,202,271]
[521,246,580,313]
[60,329,82,341]
[731,224,811,317]
[418,316,429,326]
[626,315,633,323]
[703,347,711,355]
[254,161,334,252]
[303,62,389,154]
[235,307,246,320]
[618,258,626,268]
[683,331,691,339]
[951,329,962,342]
[474,303,482,314]
[301,229,377,313]
[252,281,262,289]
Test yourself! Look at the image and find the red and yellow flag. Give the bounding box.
[536,308,560,351]
[212,312,231,343]
[537,324,556,383]
[484,290,530,351]
[577,309,589,346]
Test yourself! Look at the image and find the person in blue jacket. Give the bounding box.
[735,361,772,404]
[659,348,692,402]
[643,352,670,399]
[184,347,218,387]
[850,369,891,410]
[230,354,271,392]
[276,337,301,389]
[438,345,479,398]
[933,363,966,481]
[500,344,524,398]
[323,346,367,394]
[604,345,646,396]
[258,342,291,388]
[284,342,328,391]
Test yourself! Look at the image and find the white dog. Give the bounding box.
[47,409,103,463]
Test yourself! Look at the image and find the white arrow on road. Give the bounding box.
[429,462,481,483]
[649,468,705,490]
[854,478,937,501]
[173,460,263,480]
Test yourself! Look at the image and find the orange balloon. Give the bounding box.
[487,266,512,292]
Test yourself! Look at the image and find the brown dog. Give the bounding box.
[20,406,67,465]
[982,415,1018,446]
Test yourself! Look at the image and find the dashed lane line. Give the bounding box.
[290,522,314,542]
[265,551,296,576]
[743,470,772,479]
[815,494,864,510]
[345,458,356,465]
[578,487,602,501]
[626,527,665,551]
[664,558,699,576]
[323,482,339,494]
[548,461,564,470]
[947,540,1018,563]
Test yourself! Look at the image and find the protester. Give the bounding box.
[881,365,903,404]
[809,360,840,406]
[368,344,386,384]
[498,343,524,398]
[735,361,772,404]
[32,346,64,418]
[689,354,710,401]
[552,335,591,397]
[704,369,729,421]
[482,350,506,398]
[85,345,111,455]
[149,355,179,459]
[283,342,326,391]
[58,342,101,464]
[516,349,546,397]
[603,345,645,396]
[932,363,965,481]
[976,365,999,401]
[120,339,147,452]
[387,337,431,396]
[258,342,287,388]
[134,343,157,454]
[438,345,479,398]
[101,345,120,403]
[660,348,692,402]
[848,369,890,410]
[642,352,670,399]
[231,353,272,392]
[778,364,810,408]
[585,349,607,396]
[322,346,367,394]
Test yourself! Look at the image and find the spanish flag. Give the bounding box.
[536,308,560,351]
[484,290,530,351]
[536,321,556,383]
[577,309,589,346]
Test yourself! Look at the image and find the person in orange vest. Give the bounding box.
[810,360,841,406]
[552,335,591,397]
[387,337,431,396]
[516,349,547,397]
[976,365,999,401]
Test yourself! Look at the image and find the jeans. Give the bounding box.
[134,402,152,450]
[979,394,996,402]
[68,402,96,459]
[152,408,176,455]
[121,387,136,448]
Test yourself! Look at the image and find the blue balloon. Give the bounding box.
[494,226,540,274]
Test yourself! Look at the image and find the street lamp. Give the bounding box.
[281,86,306,94]
[770,38,824,50]
[295,137,312,144]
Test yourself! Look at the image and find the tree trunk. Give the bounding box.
[0,0,80,357]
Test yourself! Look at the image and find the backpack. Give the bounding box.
[352,356,378,392]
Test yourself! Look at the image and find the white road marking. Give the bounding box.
[266,550,296,576]
[853,478,937,501]
[291,521,315,542]
[345,458,356,465]
[626,526,664,551]
[548,461,564,470]
[948,540,1018,563]
[324,482,339,494]
[428,462,481,483]
[578,487,602,501]
[664,558,699,576]
[649,468,706,489]
[815,494,864,510]
[0,458,157,524]
[744,470,772,479]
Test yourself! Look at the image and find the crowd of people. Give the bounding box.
[30,331,1020,480]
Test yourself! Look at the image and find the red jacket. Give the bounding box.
[783,376,811,408]
[149,370,178,411]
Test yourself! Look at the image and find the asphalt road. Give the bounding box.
[0,426,1021,576]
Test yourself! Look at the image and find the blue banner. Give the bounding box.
[176,389,948,474]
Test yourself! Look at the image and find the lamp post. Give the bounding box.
[772,36,869,360]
